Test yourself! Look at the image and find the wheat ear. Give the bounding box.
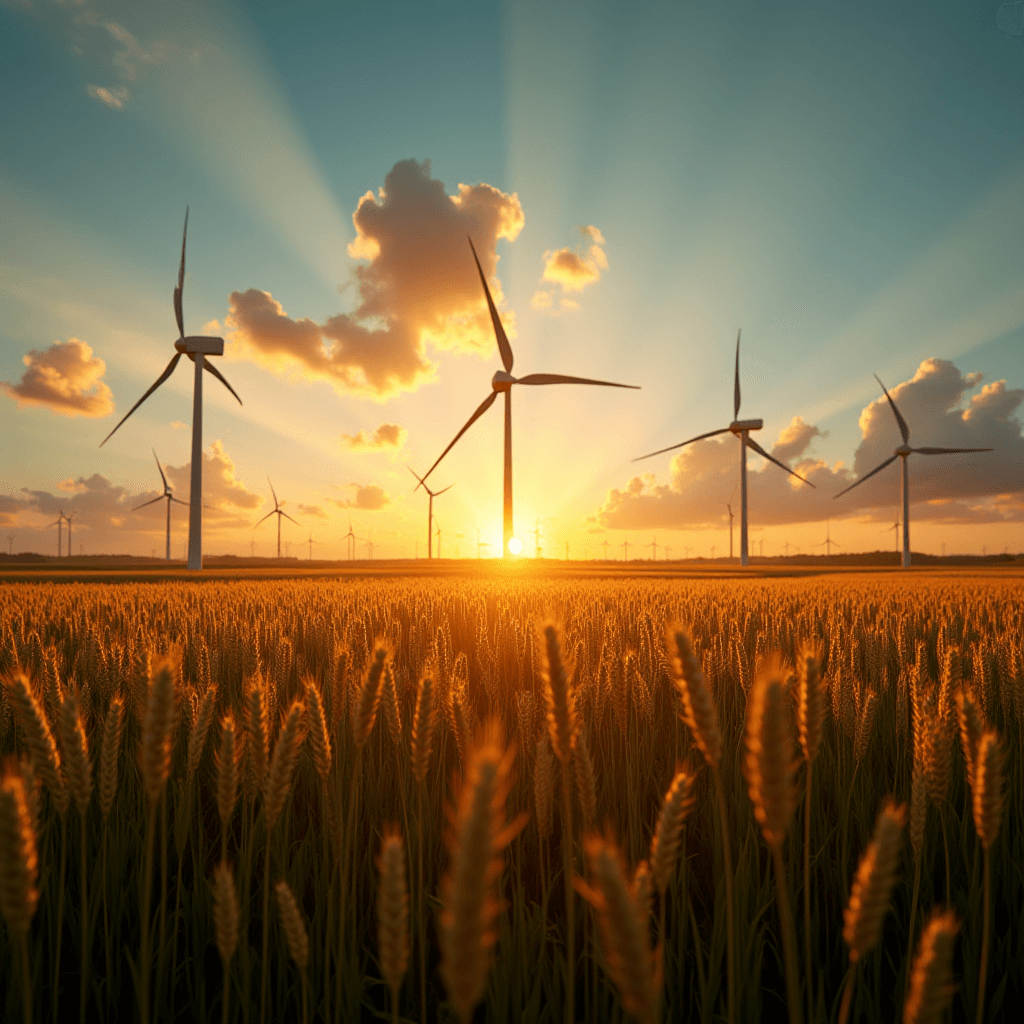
[577,831,660,1024]
[98,695,126,821]
[211,861,239,1024]
[4,671,66,813]
[439,721,525,1024]
[903,909,958,1024]
[377,827,409,1024]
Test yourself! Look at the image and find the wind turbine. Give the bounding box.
[834,374,993,567]
[648,538,659,560]
[602,539,610,560]
[342,517,361,561]
[621,538,631,560]
[418,237,639,557]
[255,478,299,559]
[725,503,735,560]
[133,449,188,561]
[307,533,317,561]
[814,522,842,560]
[635,331,813,565]
[63,513,73,559]
[408,467,453,560]
[99,208,242,570]
[49,511,65,558]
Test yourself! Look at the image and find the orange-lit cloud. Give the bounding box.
[329,484,390,511]
[341,422,408,454]
[297,504,328,519]
[227,159,524,398]
[86,84,129,109]
[532,225,608,311]
[2,339,114,417]
[591,359,1024,530]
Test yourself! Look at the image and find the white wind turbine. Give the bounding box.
[342,517,362,561]
[834,375,993,567]
[132,449,189,561]
[49,511,65,558]
[418,237,639,557]
[408,467,453,560]
[635,331,814,565]
[255,478,299,559]
[100,208,242,570]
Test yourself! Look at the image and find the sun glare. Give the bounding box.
[507,536,523,555]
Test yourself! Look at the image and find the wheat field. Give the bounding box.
[0,570,1020,1023]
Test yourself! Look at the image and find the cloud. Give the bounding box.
[86,84,129,109]
[532,225,608,311]
[591,359,1024,530]
[297,504,328,519]
[170,420,187,430]
[227,158,525,399]
[5,439,263,552]
[2,338,114,417]
[330,484,391,511]
[341,422,408,454]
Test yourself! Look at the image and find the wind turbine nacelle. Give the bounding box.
[176,336,225,355]
[491,370,514,392]
[729,419,763,433]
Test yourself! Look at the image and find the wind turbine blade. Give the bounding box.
[833,454,898,499]
[744,436,815,487]
[407,466,427,487]
[873,374,910,445]
[734,329,741,420]
[911,446,994,455]
[515,373,640,389]
[633,426,731,462]
[420,390,498,485]
[132,496,165,512]
[170,497,190,506]
[153,448,169,491]
[267,477,279,509]
[174,206,188,338]
[202,358,243,405]
[468,236,514,373]
[281,511,301,527]
[100,352,182,446]
[434,483,455,496]
[254,510,276,527]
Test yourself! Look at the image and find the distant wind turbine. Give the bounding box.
[725,503,734,560]
[99,207,242,570]
[133,449,188,561]
[648,538,659,560]
[418,237,639,557]
[63,513,74,559]
[49,512,64,558]
[834,375,992,567]
[342,517,361,561]
[814,522,842,559]
[255,478,299,559]
[307,533,316,561]
[635,331,814,565]
[408,467,453,560]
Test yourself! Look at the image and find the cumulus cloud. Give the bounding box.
[329,484,391,511]
[86,84,129,109]
[2,339,114,417]
[227,158,525,399]
[5,440,262,553]
[591,359,1024,530]
[341,422,407,454]
[298,504,328,519]
[532,225,608,312]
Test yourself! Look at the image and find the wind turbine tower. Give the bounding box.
[834,375,992,567]
[63,513,73,559]
[255,478,299,559]
[100,208,242,570]
[725,503,734,559]
[49,512,65,558]
[635,331,814,565]
[408,467,452,559]
[418,237,638,557]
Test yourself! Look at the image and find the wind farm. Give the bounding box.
[1,5,1022,1024]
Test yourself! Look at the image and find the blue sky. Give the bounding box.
[1,0,1022,559]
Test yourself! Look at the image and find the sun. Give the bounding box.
[507,536,523,555]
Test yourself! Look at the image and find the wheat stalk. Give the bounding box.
[3,671,66,813]
[577,831,660,1024]
[275,879,310,1024]
[211,861,239,1024]
[573,725,597,829]
[649,768,694,897]
[439,721,525,1024]
[354,646,388,751]
[215,712,241,862]
[903,909,958,1024]
[377,827,409,1024]
[745,654,801,1024]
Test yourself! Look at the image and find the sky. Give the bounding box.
[1,0,1022,561]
